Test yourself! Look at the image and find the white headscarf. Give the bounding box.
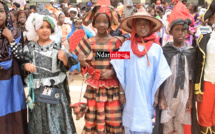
[25,13,57,41]
[68,7,78,18]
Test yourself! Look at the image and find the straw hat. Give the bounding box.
[121,7,163,33]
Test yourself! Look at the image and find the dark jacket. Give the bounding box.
[194,33,211,95]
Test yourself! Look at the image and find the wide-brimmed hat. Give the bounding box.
[202,0,215,21]
[121,7,162,33]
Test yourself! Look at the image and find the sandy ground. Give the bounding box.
[69,74,87,134]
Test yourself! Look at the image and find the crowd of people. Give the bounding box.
[0,0,215,133]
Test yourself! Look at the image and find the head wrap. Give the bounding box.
[87,2,92,7]
[68,7,78,18]
[13,2,20,8]
[170,19,191,31]
[156,5,164,12]
[83,5,118,28]
[25,13,57,41]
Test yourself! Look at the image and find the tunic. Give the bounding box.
[110,40,171,133]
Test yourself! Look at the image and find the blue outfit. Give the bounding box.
[110,40,171,133]
[67,23,94,72]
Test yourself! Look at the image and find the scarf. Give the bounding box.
[128,19,160,66]
[163,42,196,98]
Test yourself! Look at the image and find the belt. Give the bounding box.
[33,72,61,79]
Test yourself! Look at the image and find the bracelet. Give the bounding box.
[119,92,125,95]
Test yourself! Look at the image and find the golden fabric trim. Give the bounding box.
[195,35,205,95]
[201,127,212,134]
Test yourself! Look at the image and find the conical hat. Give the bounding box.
[121,7,162,33]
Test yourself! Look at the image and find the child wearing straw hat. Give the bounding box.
[110,7,171,134]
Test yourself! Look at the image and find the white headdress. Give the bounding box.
[25,13,57,41]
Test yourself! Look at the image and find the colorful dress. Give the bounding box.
[0,33,27,134]
[9,41,77,134]
[110,40,171,133]
[82,37,123,134]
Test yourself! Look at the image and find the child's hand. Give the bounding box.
[195,94,202,102]
[24,63,36,73]
[100,70,113,80]
[119,93,126,105]
[159,97,167,110]
[58,48,68,66]
[2,27,14,43]
[77,54,87,66]
[186,99,192,111]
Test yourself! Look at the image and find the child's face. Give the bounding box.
[30,9,35,13]
[150,9,155,17]
[135,19,151,38]
[36,21,52,41]
[94,14,109,34]
[58,14,65,24]
[0,3,6,28]
[170,24,188,43]
[18,13,27,25]
[70,11,77,21]
[74,21,82,29]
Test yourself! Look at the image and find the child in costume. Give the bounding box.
[110,7,171,134]
[195,0,215,133]
[0,1,27,133]
[77,2,123,133]
[159,18,195,134]
[8,13,77,134]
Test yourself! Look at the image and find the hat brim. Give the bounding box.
[120,15,163,33]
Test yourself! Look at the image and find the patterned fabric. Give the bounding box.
[84,85,120,102]
[28,80,76,134]
[9,41,77,134]
[82,100,122,134]
[89,37,121,73]
[9,41,78,89]
[82,37,123,134]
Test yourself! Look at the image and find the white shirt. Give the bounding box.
[204,31,215,83]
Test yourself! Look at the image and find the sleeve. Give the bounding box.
[9,39,30,61]
[59,44,78,72]
[151,46,172,106]
[110,42,127,90]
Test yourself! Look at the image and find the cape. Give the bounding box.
[153,42,200,134]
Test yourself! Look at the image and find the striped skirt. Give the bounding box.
[82,85,123,134]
